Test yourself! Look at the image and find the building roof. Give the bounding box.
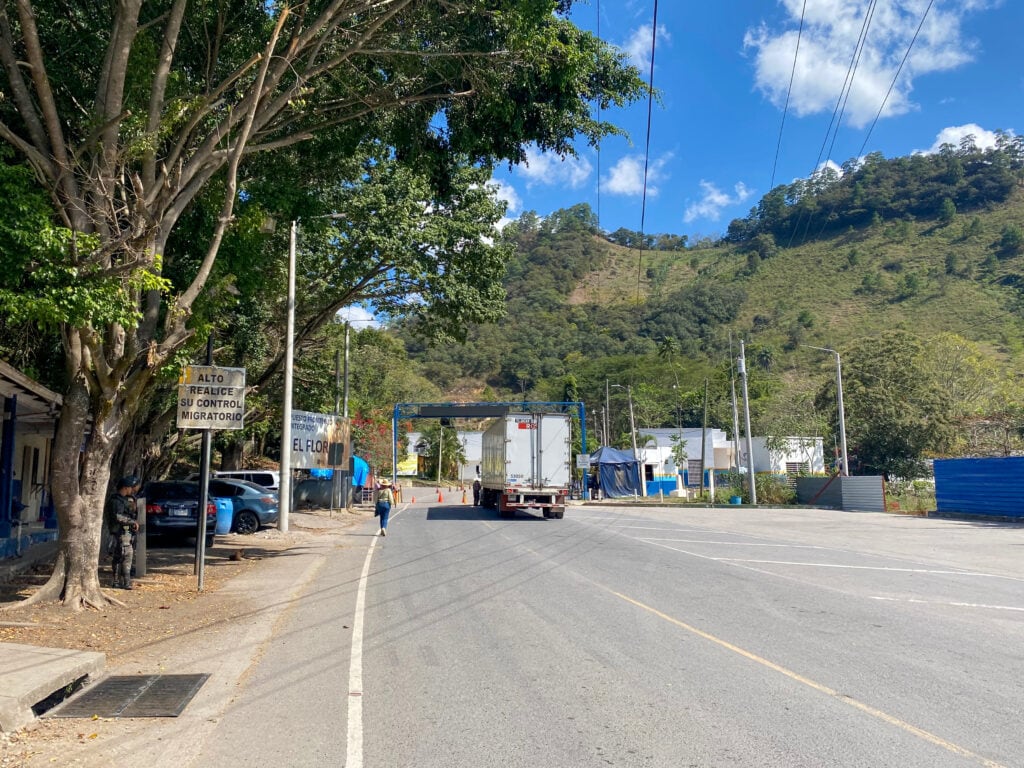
[0,360,62,425]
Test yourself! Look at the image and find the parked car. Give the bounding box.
[142,481,216,545]
[208,478,279,535]
[187,469,280,492]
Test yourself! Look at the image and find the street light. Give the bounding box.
[803,345,849,476]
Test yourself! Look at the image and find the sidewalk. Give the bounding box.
[0,507,371,766]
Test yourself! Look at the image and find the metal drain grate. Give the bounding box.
[47,674,209,718]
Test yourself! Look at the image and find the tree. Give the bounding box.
[0,0,646,609]
[834,331,954,478]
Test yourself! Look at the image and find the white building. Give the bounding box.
[749,436,826,475]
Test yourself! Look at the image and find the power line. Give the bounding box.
[787,0,879,248]
[635,0,659,308]
[809,0,935,243]
[856,0,936,158]
[770,0,808,191]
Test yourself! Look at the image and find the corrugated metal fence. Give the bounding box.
[934,457,1024,518]
[795,476,885,512]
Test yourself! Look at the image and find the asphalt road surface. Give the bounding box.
[195,502,1024,768]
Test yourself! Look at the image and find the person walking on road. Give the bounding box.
[472,467,482,506]
[375,479,395,536]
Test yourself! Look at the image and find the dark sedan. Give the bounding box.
[143,481,216,545]
[208,478,279,535]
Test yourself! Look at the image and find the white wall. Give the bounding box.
[749,436,825,474]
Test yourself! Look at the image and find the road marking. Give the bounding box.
[713,559,1010,578]
[607,588,1007,768]
[870,596,1024,612]
[345,534,378,768]
[644,538,829,549]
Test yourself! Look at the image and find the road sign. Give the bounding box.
[576,453,591,469]
[177,366,246,430]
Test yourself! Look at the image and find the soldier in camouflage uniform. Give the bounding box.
[106,475,140,589]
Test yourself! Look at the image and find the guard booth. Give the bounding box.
[0,361,62,558]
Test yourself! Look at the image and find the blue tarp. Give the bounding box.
[590,446,642,498]
[352,456,369,487]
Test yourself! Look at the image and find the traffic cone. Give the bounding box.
[411,496,416,504]
[437,490,443,503]
[462,489,467,504]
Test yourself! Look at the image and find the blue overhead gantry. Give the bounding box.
[391,401,588,500]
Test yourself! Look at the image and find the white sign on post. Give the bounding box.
[291,410,345,469]
[576,453,591,469]
[177,365,246,430]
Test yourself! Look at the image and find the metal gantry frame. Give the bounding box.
[391,401,588,500]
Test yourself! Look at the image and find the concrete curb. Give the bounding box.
[0,642,105,732]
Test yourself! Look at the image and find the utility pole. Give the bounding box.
[626,385,644,497]
[803,345,850,476]
[598,380,606,448]
[279,220,297,533]
[700,378,709,498]
[738,340,757,504]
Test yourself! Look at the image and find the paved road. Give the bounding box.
[196,502,1024,768]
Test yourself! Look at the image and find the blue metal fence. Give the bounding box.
[934,457,1024,518]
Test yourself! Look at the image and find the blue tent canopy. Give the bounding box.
[352,456,369,487]
[307,455,370,486]
[589,446,642,498]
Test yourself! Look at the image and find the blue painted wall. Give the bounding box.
[934,457,1024,517]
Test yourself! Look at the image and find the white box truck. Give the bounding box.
[480,412,571,519]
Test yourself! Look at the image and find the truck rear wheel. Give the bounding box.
[552,507,565,519]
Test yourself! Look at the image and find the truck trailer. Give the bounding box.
[480,412,570,519]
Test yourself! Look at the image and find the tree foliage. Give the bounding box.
[0,0,647,609]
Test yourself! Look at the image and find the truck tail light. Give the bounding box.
[147,503,165,515]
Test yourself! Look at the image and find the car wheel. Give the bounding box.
[234,509,260,535]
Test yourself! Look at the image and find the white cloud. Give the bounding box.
[621,23,671,72]
[488,180,522,230]
[336,305,380,328]
[603,154,672,197]
[684,181,754,223]
[517,146,592,190]
[744,1,995,127]
[923,123,1003,154]
[490,180,522,214]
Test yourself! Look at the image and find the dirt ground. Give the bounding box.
[0,507,365,767]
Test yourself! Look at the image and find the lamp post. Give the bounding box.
[803,345,849,476]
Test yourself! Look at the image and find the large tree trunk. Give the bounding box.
[11,380,124,610]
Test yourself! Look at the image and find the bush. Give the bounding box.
[754,474,797,505]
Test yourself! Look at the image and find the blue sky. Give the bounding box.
[490,0,1022,241]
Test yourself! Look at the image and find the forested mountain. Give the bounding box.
[399,141,1024,477]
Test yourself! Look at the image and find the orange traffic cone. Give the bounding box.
[411,496,416,504]
[461,489,467,504]
[437,490,444,503]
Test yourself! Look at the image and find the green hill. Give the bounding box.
[399,144,1024,475]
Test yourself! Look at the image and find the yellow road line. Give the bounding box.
[608,589,1007,768]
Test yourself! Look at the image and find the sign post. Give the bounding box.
[178,364,245,590]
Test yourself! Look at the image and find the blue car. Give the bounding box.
[208,478,279,535]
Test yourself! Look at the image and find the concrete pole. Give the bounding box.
[739,340,757,505]
[279,220,297,533]
[627,385,645,497]
[835,352,850,476]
